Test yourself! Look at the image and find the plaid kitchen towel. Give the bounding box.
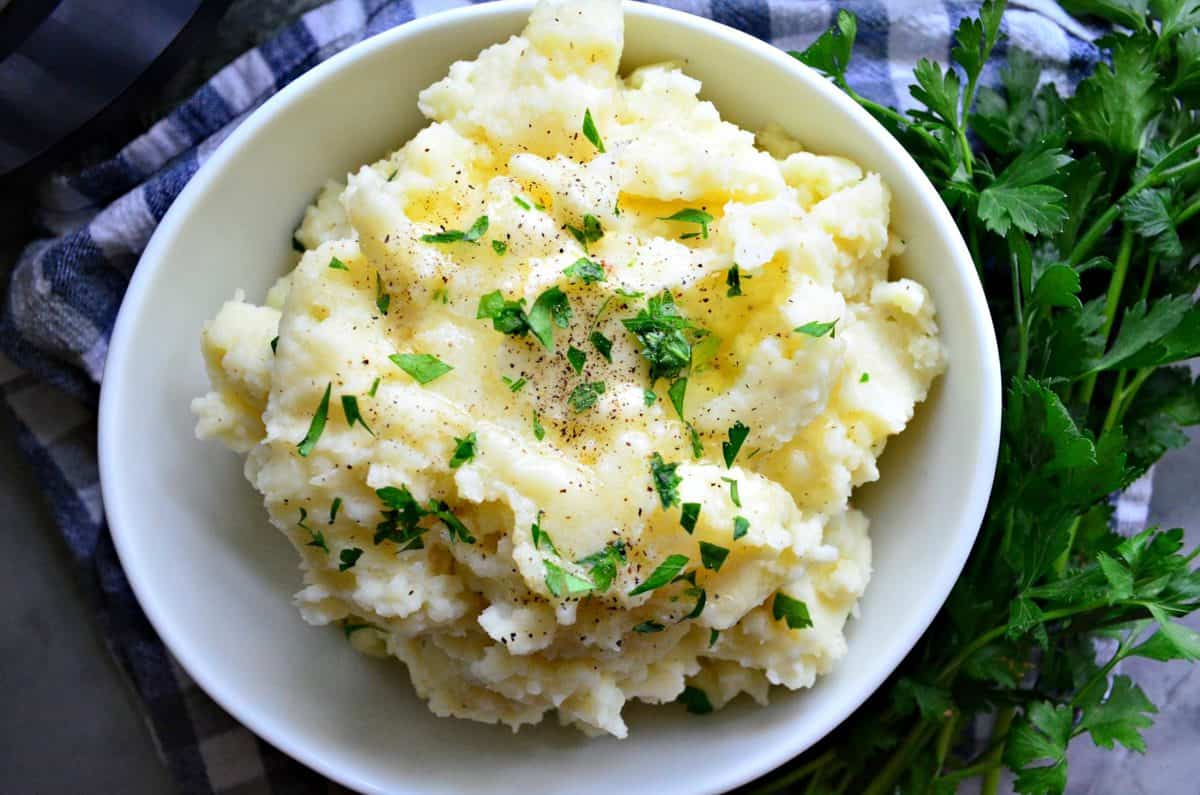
[0,1,1110,792]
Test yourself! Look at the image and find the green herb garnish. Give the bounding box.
[513,196,532,210]
[567,214,604,251]
[644,389,658,406]
[726,264,744,297]
[732,516,749,541]
[721,477,741,508]
[582,108,605,153]
[680,502,701,534]
[575,541,626,592]
[567,380,606,413]
[531,513,558,554]
[722,421,750,468]
[341,395,374,436]
[649,453,682,508]
[374,485,429,550]
[329,498,342,524]
[527,286,572,350]
[678,685,714,715]
[375,272,390,316]
[368,377,380,397]
[860,372,870,383]
[492,239,507,255]
[427,499,475,544]
[633,620,664,633]
[502,375,527,392]
[660,208,713,239]
[622,291,697,381]
[628,554,690,596]
[328,256,349,271]
[270,336,279,354]
[338,547,362,571]
[589,331,613,361]
[449,432,477,468]
[708,629,719,648]
[667,378,687,419]
[532,411,545,440]
[563,257,606,284]
[390,353,452,384]
[421,215,488,244]
[544,560,594,598]
[567,346,586,374]
[772,591,813,630]
[297,383,331,457]
[699,541,730,572]
[794,319,837,338]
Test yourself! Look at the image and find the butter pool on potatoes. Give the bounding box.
[191,0,944,737]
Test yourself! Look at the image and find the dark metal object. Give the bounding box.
[0,0,233,177]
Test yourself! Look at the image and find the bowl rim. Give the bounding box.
[99,2,1002,792]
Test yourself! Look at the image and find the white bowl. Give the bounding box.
[99,3,1001,793]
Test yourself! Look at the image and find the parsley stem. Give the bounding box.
[1010,243,1029,380]
[935,760,1001,786]
[861,719,938,795]
[1175,194,1200,225]
[1077,224,1134,408]
[752,749,838,794]
[978,706,1014,795]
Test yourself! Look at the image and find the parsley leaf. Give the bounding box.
[513,196,532,210]
[563,257,606,284]
[426,499,475,544]
[532,411,545,440]
[794,319,838,338]
[338,547,363,571]
[270,336,279,354]
[732,516,749,541]
[660,208,713,239]
[644,389,657,406]
[634,620,665,633]
[721,477,742,508]
[680,502,701,534]
[622,291,696,381]
[589,331,613,361]
[527,286,572,350]
[576,541,626,592]
[678,685,714,715]
[582,108,605,153]
[492,239,507,256]
[649,453,682,508]
[297,383,331,457]
[699,541,730,572]
[544,560,594,598]
[667,378,687,419]
[341,395,374,436]
[567,381,606,413]
[977,143,1072,236]
[502,375,527,392]
[374,485,429,550]
[368,377,380,397]
[567,346,586,374]
[477,290,531,336]
[449,432,477,468]
[390,353,453,384]
[329,497,342,523]
[328,256,349,271]
[628,554,690,596]
[726,264,744,297]
[772,592,813,629]
[1005,701,1073,794]
[722,421,750,468]
[567,214,604,251]
[421,215,489,244]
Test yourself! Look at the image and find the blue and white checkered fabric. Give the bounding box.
[0,1,1118,792]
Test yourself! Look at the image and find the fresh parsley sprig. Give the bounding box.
[759,4,1200,794]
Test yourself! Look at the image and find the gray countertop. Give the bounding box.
[1,2,1197,793]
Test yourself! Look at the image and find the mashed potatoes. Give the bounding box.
[192,0,944,737]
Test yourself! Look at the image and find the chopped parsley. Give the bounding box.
[660,208,713,239]
[721,477,742,507]
[342,620,379,638]
[709,629,720,648]
[420,215,488,244]
[772,591,813,630]
[492,239,507,255]
[368,377,380,397]
[678,685,714,715]
[622,291,697,381]
[386,169,397,181]
[567,380,606,413]
[527,286,572,350]
[341,395,374,436]
[296,383,331,457]
[374,486,429,550]
[634,620,665,633]
[390,352,452,384]
[649,453,682,508]
[680,502,701,534]
[432,287,449,304]
[328,256,349,271]
[567,346,586,374]
[477,290,530,336]
[588,331,613,362]
[667,378,688,419]
[299,508,329,553]
[375,272,390,316]
[644,389,658,406]
[563,257,606,284]
[722,421,750,468]
[513,196,531,210]
[794,319,838,338]
[532,411,545,440]
[725,264,744,297]
[531,514,558,554]
[861,372,870,383]
[699,541,730,572]
[582,108,605,153]
[733,515,750,541]
[567,214,604,251]
[544,560,594,598]
[688,424,703,459]
[628,553,690,596]
[270,336,279,354]
[502,375,527,392]
[329,497,343,523]
[338,547,363,571]
[291,235,305,253]
[449,432,477,468]
[427,499,476,544]
[575,541,626,592]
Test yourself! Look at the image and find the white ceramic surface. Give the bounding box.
[98,3,1002,793]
